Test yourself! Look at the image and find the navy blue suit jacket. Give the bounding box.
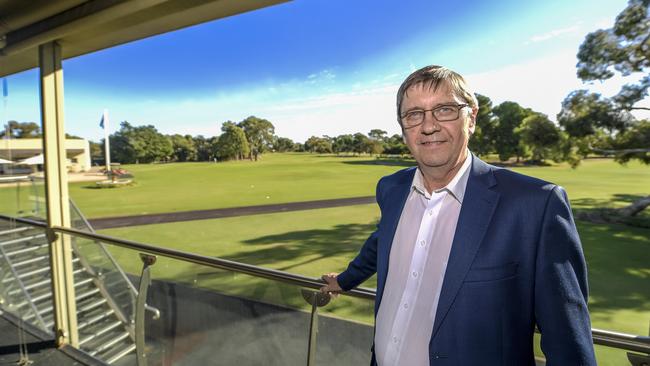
[337,156,596,365]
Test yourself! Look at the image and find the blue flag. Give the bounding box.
[2,79,7,97]
[99,114,104,129]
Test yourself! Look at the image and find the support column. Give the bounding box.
[39,41,78,347]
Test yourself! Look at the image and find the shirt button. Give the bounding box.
[412,271,418,278]
[419,240,425,247]
[403,303,409,309]
[392,336,398,343]
[429,210,433,216]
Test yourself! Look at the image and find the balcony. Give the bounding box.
[0,1,649,365]
[0,210,648,365]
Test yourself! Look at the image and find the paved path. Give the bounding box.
[89,196,376,229]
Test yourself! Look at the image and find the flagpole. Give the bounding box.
[103,109,111,172]
[2,78,12,176]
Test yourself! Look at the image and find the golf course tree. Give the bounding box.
[468,94,498,157]
[214,121,250,161]
[237,116,275,161]
[557,90,635,159]
[352,133,374,155]
[273,137,295,152]
[368,129,387,155]
[192,135,216,161]
[382,134,409,156]
[169,134,198,162]
[110,121,173,164]
[0,121,41,138]
[577,0,649,113]
[332,134,355,154]
[304,136,332,153]
[492,101,534,162]
[563,0,650,217]
[516,113,562,164]
[88,140,103,163]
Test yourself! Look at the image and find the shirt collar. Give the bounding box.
[412,150,472,203]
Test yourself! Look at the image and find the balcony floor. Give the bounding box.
[0,310,107,366]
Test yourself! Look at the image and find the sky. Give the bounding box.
[2,0,648,143]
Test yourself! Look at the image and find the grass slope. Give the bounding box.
[68,153,407,218]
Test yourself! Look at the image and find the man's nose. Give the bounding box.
[420,112,440,133]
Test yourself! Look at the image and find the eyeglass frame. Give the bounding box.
[399,103,470,129]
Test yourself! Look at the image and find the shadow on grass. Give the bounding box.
[576,222,650,320]
[225,221,649,316]
[573,194,646,208]
[573,195,650,228]
[222,223,378,273]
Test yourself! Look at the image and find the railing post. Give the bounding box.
[136,253,156,366]
[40,40,78,348]
[627,324,650,366]
[301,289,330,366]
[627,353,650,366]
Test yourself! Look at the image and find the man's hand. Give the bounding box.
[320,272,343,297]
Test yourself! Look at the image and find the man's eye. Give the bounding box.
[438,107,454,113]
[406,111,423,118]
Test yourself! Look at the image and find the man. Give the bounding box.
[321,65,596,365]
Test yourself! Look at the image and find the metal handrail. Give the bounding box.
[0,215,47,228]
[0,175,31,182]
[0,214,647,355]
[49,224,376,300]
[68,199,160,320]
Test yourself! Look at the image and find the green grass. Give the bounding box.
[508,158,650,213]
[0,181,46,218]
[68,153,409,218]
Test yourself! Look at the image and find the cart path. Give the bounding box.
[88,196,376,230]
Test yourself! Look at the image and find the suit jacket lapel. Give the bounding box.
[431,156,500,338]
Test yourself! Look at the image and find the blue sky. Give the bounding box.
[2,0,646,142]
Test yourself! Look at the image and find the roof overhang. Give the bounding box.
[0,0,289,78]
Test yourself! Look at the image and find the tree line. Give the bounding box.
[99,116,282,164]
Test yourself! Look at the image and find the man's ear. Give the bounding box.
[468,107,478,135]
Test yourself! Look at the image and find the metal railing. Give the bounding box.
[0,213,648,363]
[68,199,160,320]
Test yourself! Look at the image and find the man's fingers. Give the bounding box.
[320,273,342,296]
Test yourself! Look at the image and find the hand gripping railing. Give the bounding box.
[0,214,648,365]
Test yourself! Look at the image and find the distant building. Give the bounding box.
[0,138,91,173]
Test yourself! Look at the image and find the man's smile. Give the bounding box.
[419,140,446,145]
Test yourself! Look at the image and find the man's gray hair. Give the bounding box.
[396,65,479,123]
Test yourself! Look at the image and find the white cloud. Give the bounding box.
[306,69,336,85]
[525,24,581,44]
[260,84,402,142]
[466,49,650,121]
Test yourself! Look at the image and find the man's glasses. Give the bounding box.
[400,103,469,129]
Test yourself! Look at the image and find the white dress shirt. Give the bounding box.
[375,154,472,366]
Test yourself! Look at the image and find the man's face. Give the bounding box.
[400,82,476,171]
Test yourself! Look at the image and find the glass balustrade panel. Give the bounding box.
[0,218,52,333]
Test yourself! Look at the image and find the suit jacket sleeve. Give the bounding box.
[336,177,387,291]
[535,186,596,365]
